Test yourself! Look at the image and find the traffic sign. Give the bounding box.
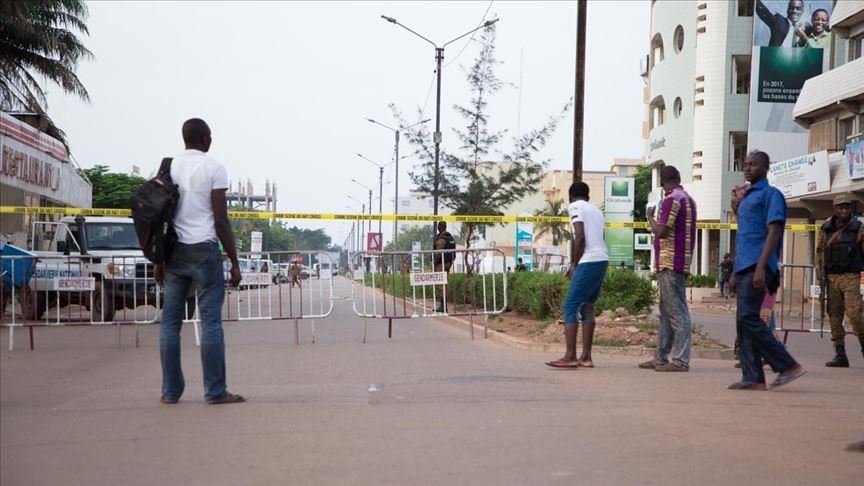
[367,232,382,252]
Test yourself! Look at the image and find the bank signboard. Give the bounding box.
[767,150,830,198]
[604,177,635,268]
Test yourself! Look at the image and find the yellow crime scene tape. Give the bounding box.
[0,206,820,231]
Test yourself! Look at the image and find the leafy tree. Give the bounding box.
[383,225,434,252]
[0,0,92,145]
[533,199,571,247]
[632,164,653,222]
[78,165,145,209]
[286,226,331,251]
[395,24,571,272]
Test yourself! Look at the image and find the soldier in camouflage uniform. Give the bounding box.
[815,194,864,367]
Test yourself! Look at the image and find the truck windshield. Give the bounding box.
[84,223,140,250]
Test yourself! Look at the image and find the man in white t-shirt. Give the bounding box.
[546,181,609,369]
[154,118,244,405]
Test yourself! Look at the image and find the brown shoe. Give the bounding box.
[638,360,659,369]
[207,392,246,405]
[727,381,766,391]
[655,362,689,372]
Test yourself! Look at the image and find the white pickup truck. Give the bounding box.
[22,216,165,321]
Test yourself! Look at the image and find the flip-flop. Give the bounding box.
[769,368,806,389]
[545,359,579,369]
[576,360,595,368]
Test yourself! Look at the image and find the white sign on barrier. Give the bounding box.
[353,269,365,281]
[240,273,271,286]
[410,272,447,286]
[54,277,95,291]
[810,285,821,299]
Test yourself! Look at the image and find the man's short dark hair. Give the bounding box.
[437,221,447,231]
[660,166,681,184]
[182,118,210,144]
[569,181,590,200]
[747,150,770,167]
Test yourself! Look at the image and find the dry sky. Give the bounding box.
[47,1,649,245]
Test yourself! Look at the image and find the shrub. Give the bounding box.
[685,274,716,288]
[595,268,657,315]
[363,265,656,319]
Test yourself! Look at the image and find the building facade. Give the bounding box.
[645,0,757,275]
[1,112,92,248]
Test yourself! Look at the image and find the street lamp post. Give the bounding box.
[348,197,366,251]
[351,181,374,247]
[356,154,395,240]
[365,118,430,249]
[381,15,499,228]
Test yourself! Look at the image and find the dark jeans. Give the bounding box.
[161,241,227,401]
[735,268,797,383]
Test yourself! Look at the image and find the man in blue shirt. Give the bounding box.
[726,151,805,390]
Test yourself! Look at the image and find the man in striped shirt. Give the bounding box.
[640,166,697,372]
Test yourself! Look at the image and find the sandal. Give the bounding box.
[576,360,594,368]
[545,358,579,369]
[207,391,246,405]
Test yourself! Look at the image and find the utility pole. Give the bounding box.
[572,0,587,183]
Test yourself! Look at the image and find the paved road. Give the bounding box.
[2,278,862,485]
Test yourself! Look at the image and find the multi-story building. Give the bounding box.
[645,0,758,275]
[792,1,864,218]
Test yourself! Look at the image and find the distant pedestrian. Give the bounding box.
[290,261,301,288]
[727,151,805,390]
[719,253,733,299]
[546,182,608,369]
[640,166,697,372]
[618,261,627,271]
[154,118,245,405]
[816,194,864,367]
[515,257,528,272]
[433,221,456,313]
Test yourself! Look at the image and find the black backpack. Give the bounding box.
[131,158,179,264]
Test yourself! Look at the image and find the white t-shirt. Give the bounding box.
[170,149,229,244]
[568,199,608,263]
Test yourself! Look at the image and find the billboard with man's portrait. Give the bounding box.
[747,0,833,163]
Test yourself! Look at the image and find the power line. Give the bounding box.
[443,0,494,68]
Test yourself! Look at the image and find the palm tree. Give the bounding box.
[533,199,571,247]
[0,0,92,144]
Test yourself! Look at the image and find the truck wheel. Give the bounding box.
[20,286,47,321]
[92,282,115,322]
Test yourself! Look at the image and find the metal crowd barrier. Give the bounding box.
[534,253,569,273]
[1,253,160,351]
[349,248,507,342]
[224,251,334,344]
[777,263,856,343]
[0,250,335,351]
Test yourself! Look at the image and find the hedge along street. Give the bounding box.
[0,206,820,231]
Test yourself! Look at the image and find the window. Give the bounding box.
[732,55,751,94]
[673,97,683,118]
[850,35,864,62]
[650,33,665,69]
[737,0,754,17]
[649,95,666,129]
[730,132,748,172]
[838,116,862,146]
[673,26,685,53]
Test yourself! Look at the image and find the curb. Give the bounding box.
[436,314,735,360]
[353,281,735,361]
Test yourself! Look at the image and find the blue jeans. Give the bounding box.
[161,241,227,401]
[656,270,691,366]
[563,261,608,324]
[735,268,797,384]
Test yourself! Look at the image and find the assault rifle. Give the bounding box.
[818,270,827,339]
